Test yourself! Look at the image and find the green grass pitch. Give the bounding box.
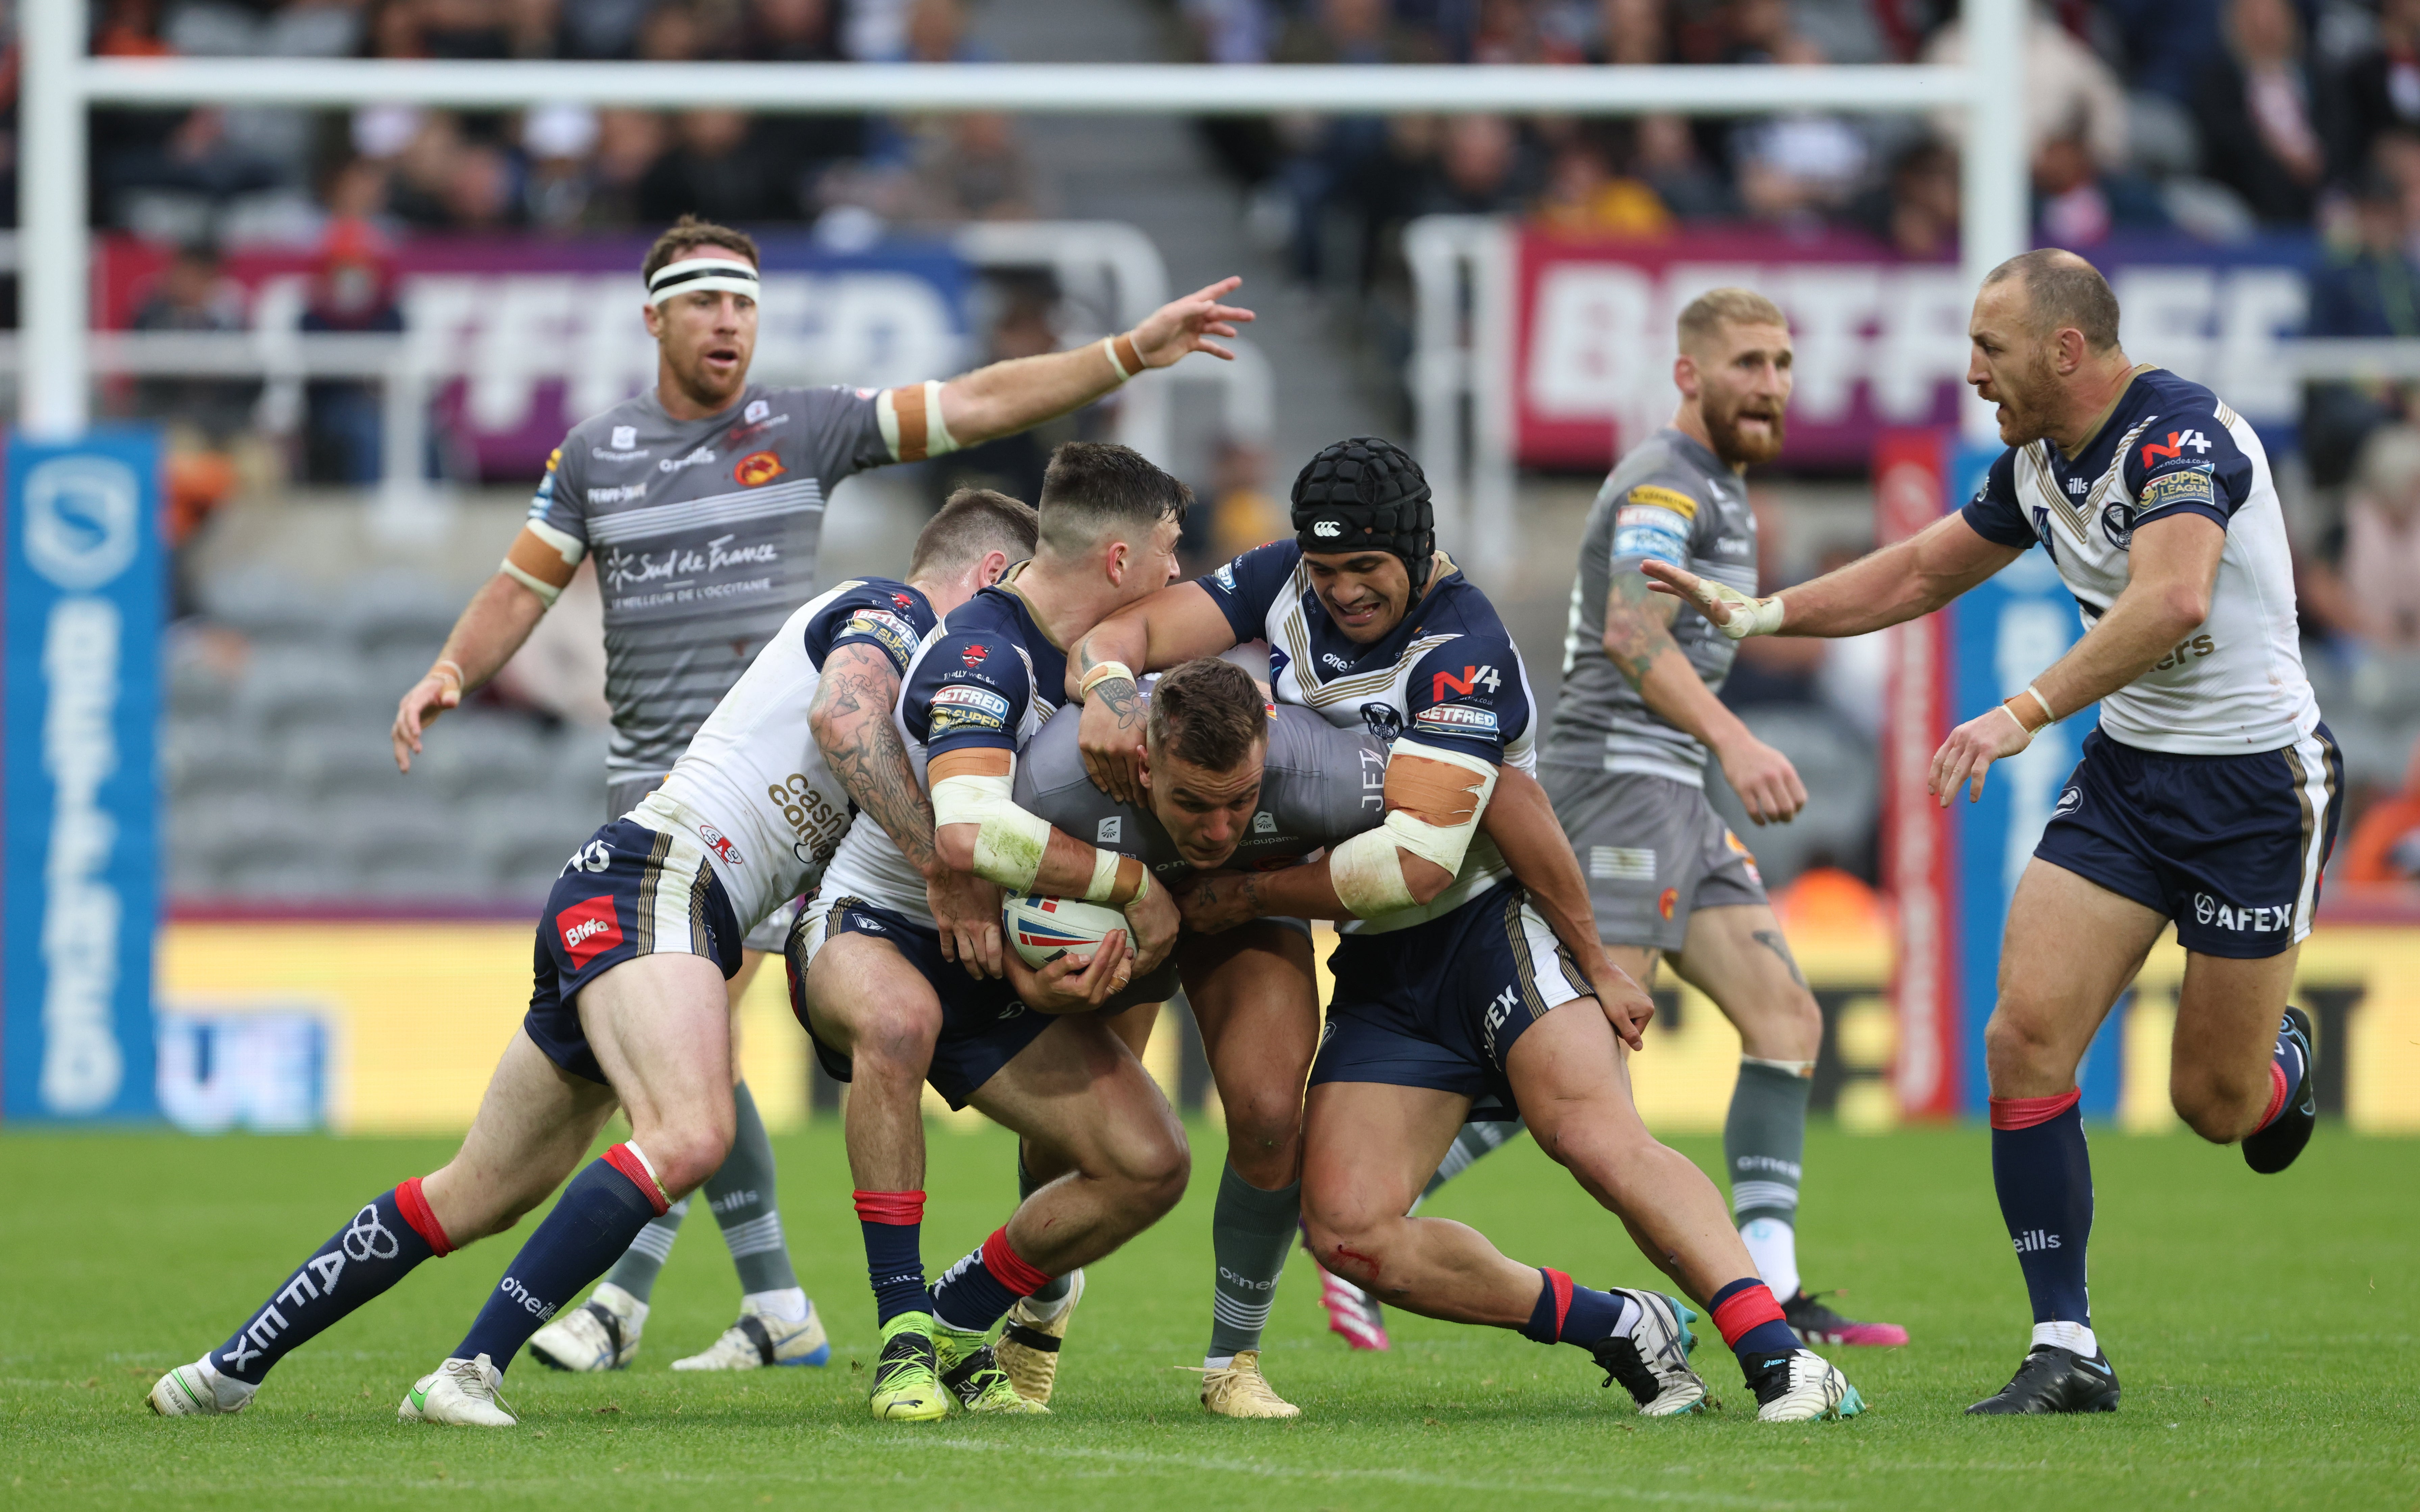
[4,1120,2414,1510]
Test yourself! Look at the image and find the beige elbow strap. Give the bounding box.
[1379,739,1500,878]
[500,520,584,606]
[1329,826,1418,918]
[932,769,1050,891]
[878,380,961,463]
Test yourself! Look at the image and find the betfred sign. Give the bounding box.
[1514,230,2316,470]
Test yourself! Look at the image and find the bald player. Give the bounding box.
[1647,250,2334,1416]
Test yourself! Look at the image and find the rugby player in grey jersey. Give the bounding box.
[384,214,1254,1372]
[1006,658,1657,1417]
[1489,288,1902,1348]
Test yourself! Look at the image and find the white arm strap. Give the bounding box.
[1329,739,1501,918]
[931,768,1052,892]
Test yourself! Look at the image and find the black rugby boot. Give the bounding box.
[1965,1344,2120,1415]
[2243,1006,2317,1174]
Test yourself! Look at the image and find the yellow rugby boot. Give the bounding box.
[995,1269,1082,1406]
[869,1312,947,1422]
[936,1322,1049,1414]
[1198,1349,1300,1419]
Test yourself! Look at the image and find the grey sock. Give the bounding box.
[1016,1146,1074,1307]
[702,1081,800,1295]
[1724,1059,1811,1225]
[1417,1118,1526,1205]
[602,1195,689,1305]
[1208,1162,1302,1358]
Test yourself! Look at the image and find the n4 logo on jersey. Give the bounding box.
[1431,665,1501,701]
[2139,429,2212,468]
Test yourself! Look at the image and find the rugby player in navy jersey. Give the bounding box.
[791,443,1195,1419]
[1645,250,2335,1416]
[1069,439,1863,1422]
[147,494,1035,1424]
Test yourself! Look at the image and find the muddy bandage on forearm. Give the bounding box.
[500,520,585,606]
[878,380,961,463]
[932,769,1051,891]
[1329,739,1500,917]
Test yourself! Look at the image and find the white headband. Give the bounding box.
[647,256,760,306]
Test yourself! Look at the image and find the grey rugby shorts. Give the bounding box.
[1540,764,1766,952]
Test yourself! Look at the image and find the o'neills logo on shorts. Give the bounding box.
[560,896,624,968]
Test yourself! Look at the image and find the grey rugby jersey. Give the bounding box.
[1547,428,1759,786]
[1012,694,1389,1008]
[528,383,896,783]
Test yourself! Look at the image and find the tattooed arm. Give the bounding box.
[808,643,1004,976]
[1604,572,1806,826]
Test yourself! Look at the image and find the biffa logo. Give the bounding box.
[559,896,623,968]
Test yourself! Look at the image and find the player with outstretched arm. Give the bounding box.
[383,215,1249,1373]
[1644,249,2335,1416]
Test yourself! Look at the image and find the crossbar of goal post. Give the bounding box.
[20,1,2031,443]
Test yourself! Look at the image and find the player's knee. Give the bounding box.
[634,1115,737,1197]
[842,1001,940,1077]
[1983,1005,2065,1083]
[1120,1121,1191,1215]
[2170,1065,2260,1144]
[1300,1205,1389,1287]
[1224,1089,1304,1163]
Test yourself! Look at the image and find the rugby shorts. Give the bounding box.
[525,814,741,1084]
[610,771,799,952]
[2037,724,2342,959]
[1542,764,1765,952]
[785,896,1045,1110]
[1308,885,1594,1119]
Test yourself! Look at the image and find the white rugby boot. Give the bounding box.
[527,1282,645,1372]
[671,1294,831,1370]
[1746,1347,1865,1423]
[148,1354,254,1417]
[1589,1290,1708,1417]
[399,1354,517,1427]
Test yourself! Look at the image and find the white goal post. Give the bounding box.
[18,0,2033,442]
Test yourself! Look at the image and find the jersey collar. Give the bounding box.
[2055,364,2158,465]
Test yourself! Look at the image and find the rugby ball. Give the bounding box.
[1004,893,1129,967]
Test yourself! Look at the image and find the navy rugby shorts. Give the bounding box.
[2036,724,2342,959]
[1309,885,1594,1118]
[525,815,742,1084]
[785,896,1046,1110]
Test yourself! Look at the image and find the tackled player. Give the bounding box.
[1073,439,1862,1423]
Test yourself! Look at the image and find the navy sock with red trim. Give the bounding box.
[454,1146,666,1372]
[211,1180,451,1385]
[1516,1267,1638,1348]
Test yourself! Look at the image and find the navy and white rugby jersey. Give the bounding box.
[650,577,936,931]
[1196,541,1539,932]
[812,564,1066,927]
[1961,366,2317,754]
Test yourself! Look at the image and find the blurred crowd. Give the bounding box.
[1176,0,2420,279]
[9,0,2418,256]
[66,0,1042,248]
